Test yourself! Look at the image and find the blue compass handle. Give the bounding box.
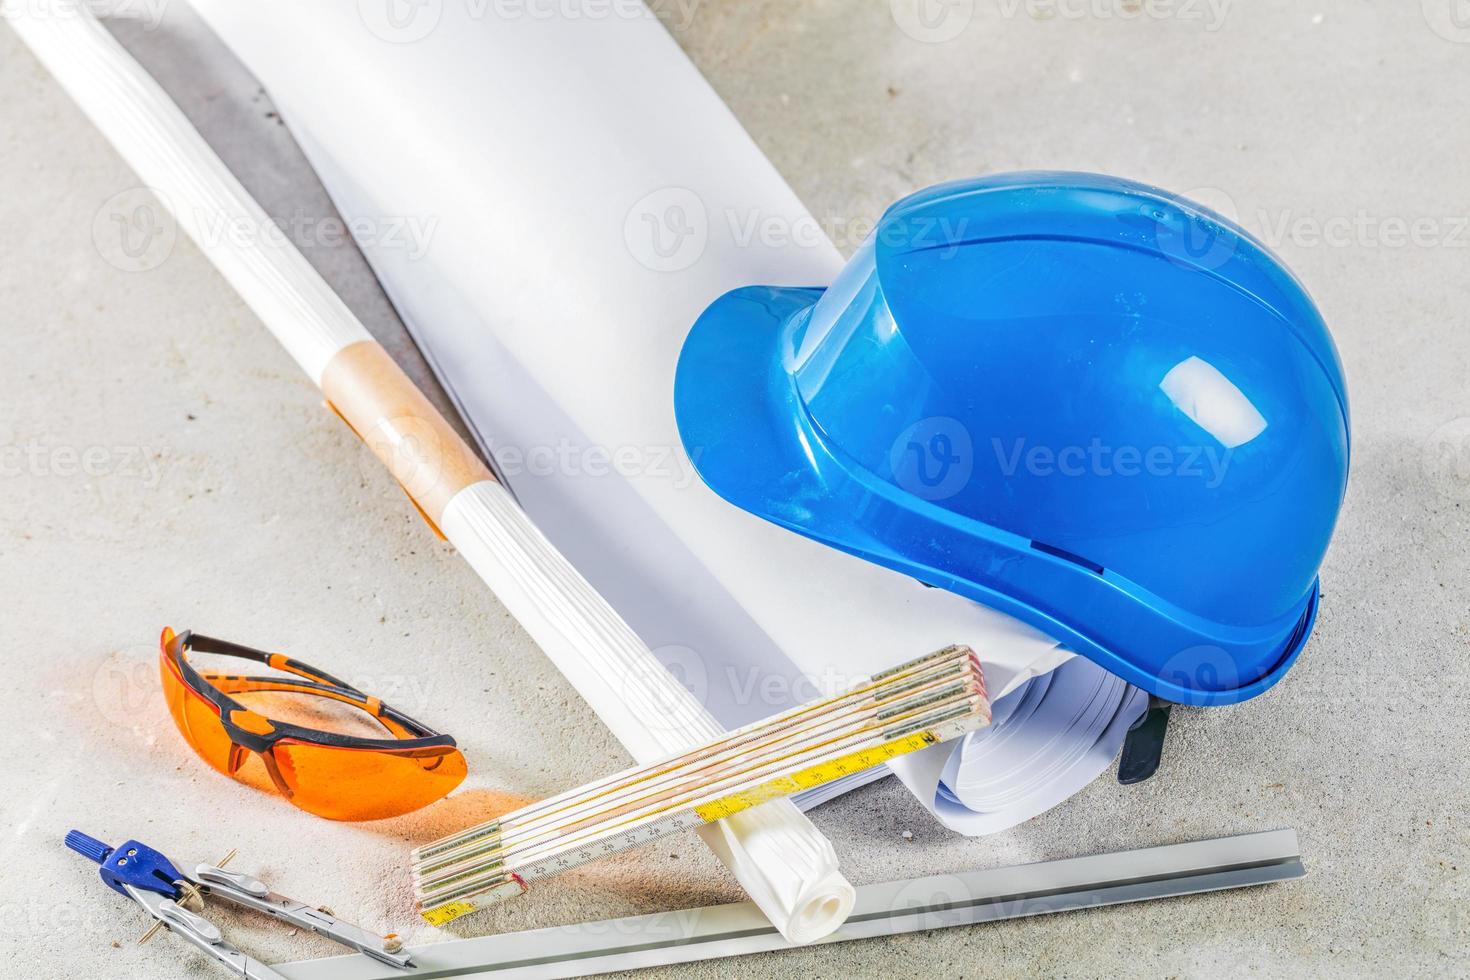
[66,829,184,900]
[65,829,112,865]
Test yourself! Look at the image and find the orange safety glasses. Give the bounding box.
[159,628,466,821]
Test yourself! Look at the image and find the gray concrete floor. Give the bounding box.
[2,2,1467,977]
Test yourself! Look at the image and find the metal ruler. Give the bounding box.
[413,646,989,923]
[285,829,1305,979]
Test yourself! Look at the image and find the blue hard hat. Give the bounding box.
[674,172,1350,707]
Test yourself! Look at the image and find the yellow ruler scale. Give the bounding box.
[692,731,939,822]
[413,654,984,885]
[412,646,990,925]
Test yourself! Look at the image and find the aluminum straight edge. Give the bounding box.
[278,829,1303,980]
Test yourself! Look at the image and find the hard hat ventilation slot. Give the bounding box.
[1029,540,1105,575]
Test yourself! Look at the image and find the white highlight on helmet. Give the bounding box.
[1160,356,1267,449]
[792,238,878,384]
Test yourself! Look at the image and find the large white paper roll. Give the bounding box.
[185,0,1145,835]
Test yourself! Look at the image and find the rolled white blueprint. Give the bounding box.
[8,0,854,944]
[184,0,1145,833]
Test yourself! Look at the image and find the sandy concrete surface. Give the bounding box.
[1,1,1466,977]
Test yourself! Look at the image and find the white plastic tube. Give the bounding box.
[5,0,853,943]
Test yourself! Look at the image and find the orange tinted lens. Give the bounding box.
[159,651,236,775]
[271,741,467,821]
